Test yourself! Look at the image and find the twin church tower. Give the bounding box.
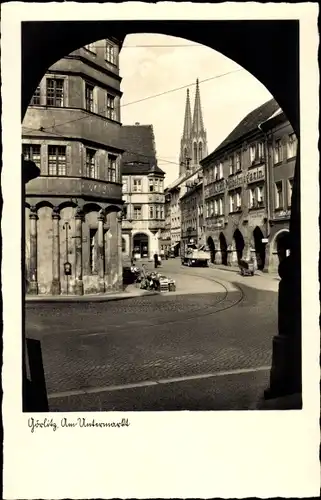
[179,78,208,177]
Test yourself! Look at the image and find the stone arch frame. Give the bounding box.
[21,21,301,404]
[270,228,290,267]
[34,200,54,211]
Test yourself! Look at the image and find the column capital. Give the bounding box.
[75,206,84,221]
[29,206,38,220]
[52,206,60,220]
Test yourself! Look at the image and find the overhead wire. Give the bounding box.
[33,69,244,132]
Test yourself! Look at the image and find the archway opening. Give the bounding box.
[253,226,266,270]
[207,236,215,264]
[219,232,228,266]
[122,237,126,253]
[133,232,149,259]
[275,230,290,264]
[233,229,245,263]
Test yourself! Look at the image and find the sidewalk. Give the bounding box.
[25,284,158,304]
[210,262,280,280]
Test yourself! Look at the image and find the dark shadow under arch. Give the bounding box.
[35,200,54,210]
[219,232,228,266]
[207,236,215,264]
[233,229,245,262]
[253,226,266,270]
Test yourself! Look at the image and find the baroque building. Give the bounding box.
[23,38,124,295]
[201,98,297,272]
[120,124,165,260]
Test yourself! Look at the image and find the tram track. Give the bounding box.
[82,270,246,336]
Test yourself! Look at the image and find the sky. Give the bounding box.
[119,33,273,187]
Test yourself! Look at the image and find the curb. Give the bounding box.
[25,290,159,304]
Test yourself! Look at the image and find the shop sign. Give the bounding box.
[227,174,243,190]
[277,210,291,218]
[246,166,265,184]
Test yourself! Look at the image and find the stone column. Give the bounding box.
[51,206,61,295]
[215,249,222,265]
[97,210,106,293]
[74,207,84,296]
[116,212,123,291]
[264,146,301,402]
[28,206,38,295]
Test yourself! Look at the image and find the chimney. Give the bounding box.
[135,122,140,126]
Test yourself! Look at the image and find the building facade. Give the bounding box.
[161,79,208,254]
[180,180,204,253]
[201,99,296,272]
[261,109,297,272]
[120,124,165,260]
[23,38,124,295]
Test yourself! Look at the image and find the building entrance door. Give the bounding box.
[133,233,149,259]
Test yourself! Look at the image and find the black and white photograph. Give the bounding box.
[2,2,319,499]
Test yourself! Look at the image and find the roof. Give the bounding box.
[210,98,280,156]
[120,124,165,176]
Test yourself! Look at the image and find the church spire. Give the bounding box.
[192,78,205,134]
[182,88,192,139]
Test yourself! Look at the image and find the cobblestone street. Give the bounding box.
[25,259,279,410]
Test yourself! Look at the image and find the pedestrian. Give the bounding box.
[154,252,158,269]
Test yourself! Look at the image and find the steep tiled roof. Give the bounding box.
[120,124,165,176]
[214,98,280,153]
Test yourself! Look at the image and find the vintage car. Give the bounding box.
[238,259,255,276]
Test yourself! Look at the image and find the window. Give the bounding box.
[23,144,41,170]
[149,205,154,219]
[249,188,256,208]
[122,238,126,252]
[288,178,293,207]
[198,142,203,161]
[84,42,96,53]
[250,145,256,163]
[48,145,66,176]
[257,185,264,206]
[214,164,218,181]
[287,133,297,159]
[122,205,128,219]
[133,206,142,220]
[159,179,164,192]
[236,191,241,209]
[86,148,97,178]
[156,206,160,219]
[275,181,283,209]
[210,200,214,216]
[85,83,94,112]
[219,162,223,179]
[155,179,159,192]
[46,78,64,107]
[107,155,117,182]
[229,156,234,175]
[89,229,97,274]
[214,199,218,215]
[236,153,241,172]
[219,197,223,215]
[258,142,265,160]
[206,202,209,217]
[133,179,142,192]
[193,142,198,164]
[229,194,235,213]
[274,139,283,164]
[106,94,115,120]
[149,179,154,192]
[31,86,41,105]
[105,41,116,64]
[122,177,128,193]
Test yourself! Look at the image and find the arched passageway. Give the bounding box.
[122,237,126,253]
[207,237,215,264]
[253,226,266,270]
[233,229,245,263]
[275,230,290,264]
[219,232,228,266]
[133,233,149,259]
